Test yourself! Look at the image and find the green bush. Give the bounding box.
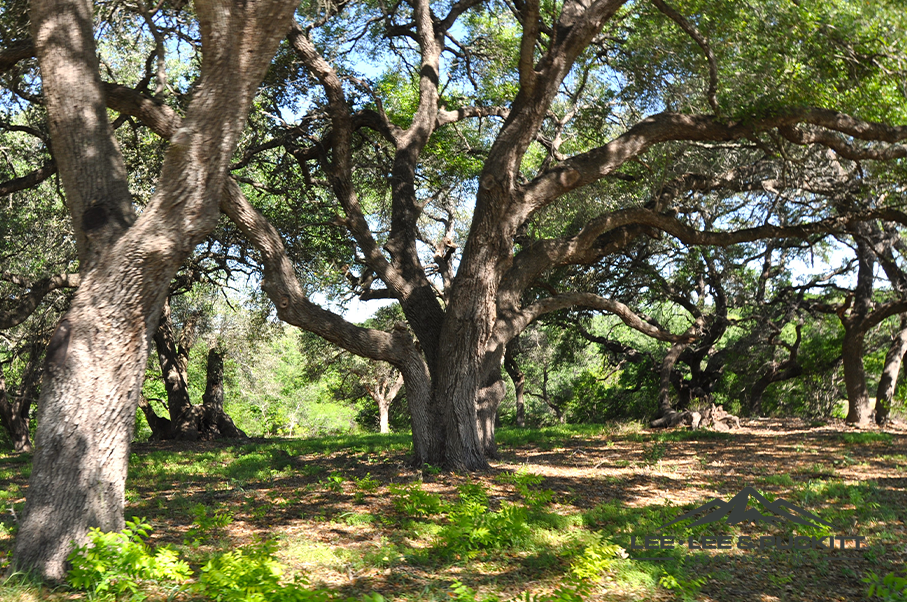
[569,539,628,582]
[388,481,445,516]
[496,470,554,508]
[436,483,532,556]
[185,503,234,545]
[67,517,191,600]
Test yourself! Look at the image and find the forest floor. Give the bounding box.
[1,418,906,601]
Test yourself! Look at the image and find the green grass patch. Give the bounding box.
[840,432,893,445]
[496,424,610,448]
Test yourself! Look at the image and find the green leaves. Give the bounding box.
[67,517,191,601]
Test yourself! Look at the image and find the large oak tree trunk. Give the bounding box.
[16,307,155,578]
[875,317,907,425]
[14,0,298,579]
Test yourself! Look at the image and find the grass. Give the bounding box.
[0,420,905,601]
[840,432,893,445]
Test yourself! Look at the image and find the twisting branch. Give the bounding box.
[487,291,697,362]
[0,273,81,330]
[287,23,412,299]
[0,40,35,75]
[0,161,57,197]
[651,0,718,113]
[522,109,907,212]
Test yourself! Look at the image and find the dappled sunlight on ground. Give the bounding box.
[0,419,905,600]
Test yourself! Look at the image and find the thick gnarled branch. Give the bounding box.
[523,109,907,212]
[0,273,81,330]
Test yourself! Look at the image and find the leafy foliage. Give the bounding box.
[864,567,907,601]
[67,517,191,600]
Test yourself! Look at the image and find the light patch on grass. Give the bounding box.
[280,535,350,570]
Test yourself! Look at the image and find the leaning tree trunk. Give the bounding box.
[138,395,172,440]
[875,317,907,425]
[749,362,802,416]
[14,0,298,579]
[0,364,32,452]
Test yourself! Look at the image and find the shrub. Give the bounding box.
[185,504,234,545]
[569,540,628,582]
[388,481,445,516]
[436,484,532,556]
[67,517,191,601]
[496,470,554,508]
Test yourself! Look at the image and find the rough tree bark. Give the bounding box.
[13,0,299,580]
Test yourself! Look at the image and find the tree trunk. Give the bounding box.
[15,312,153,579]
[656,339,689,418]
[378,398,390,434]
[398,338,443,465]
[0,364,32,452]
[875,317,907,425]
[145,304,244,441]
[153,300,194,439]
[137,395,171,440]
[476,376,505,458]
[843,235,875,427]
[842,326,872,425]
[14,0,298,579]
[504,339,526,427]
[201,348,247,440]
